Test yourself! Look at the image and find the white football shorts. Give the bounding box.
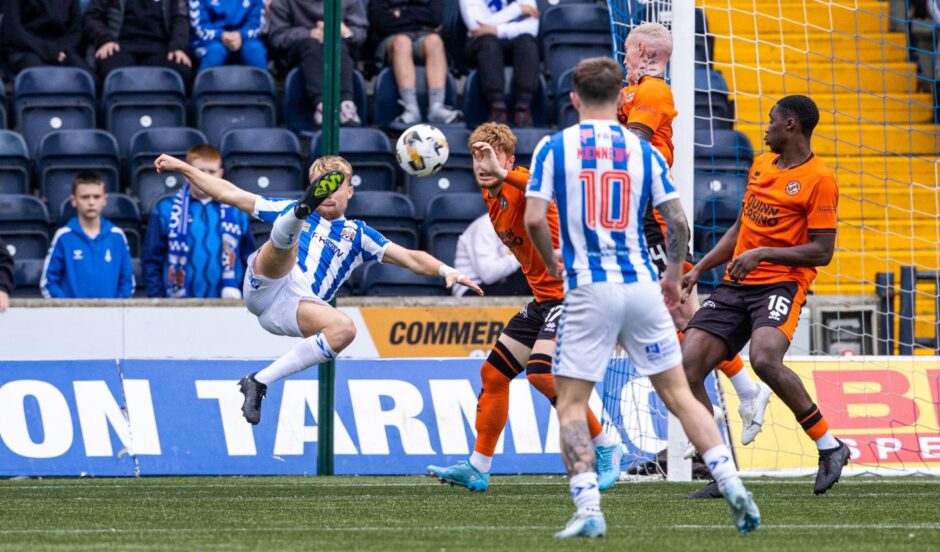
[242,250,326,338]
[554,281,681,382]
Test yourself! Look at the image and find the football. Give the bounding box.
[395,124,449,177]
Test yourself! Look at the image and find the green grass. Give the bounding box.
[1,476,938,550]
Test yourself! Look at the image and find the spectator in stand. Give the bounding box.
[368,0,461,125]
[41,172,135,299]
[0,237,13,312]
[142,144,254,299]
[459,0,539,127]
[84,0,193,85]
[190,0,267,70]
[268,0,368,127]
[1,0,91,73]
[452,214,529,297]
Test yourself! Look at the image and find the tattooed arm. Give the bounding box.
[656,198,689,309]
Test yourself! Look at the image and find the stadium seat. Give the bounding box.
[540,4,612,90]
[423,192,487,265]
[58,193,141,257]
[37,130,120,220]
[282,67,369,133]
[441,0,469,77]
[13,67,97,154]
[309,128,399,192]
[0,83,7,129]
[193,66,276,146]
[694,172,746,205]
[513,128,552,160]
[128,127,208,213]
[694,129,754,174]
[440,127,472,169]
[0,193,51,270]
[373,67,459,129]
[345,191,419,249]
[220,128,304,195]
[555,69,578,128]
[0,130,30,195]
[102,67,187,157]
[462,69,550,128]
[13,258,44,297]
[694,68,733,128]
[406,169,479,221]
[360,262,447,296]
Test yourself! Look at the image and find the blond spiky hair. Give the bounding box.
[308,155,352,183]
[626,22,673,56]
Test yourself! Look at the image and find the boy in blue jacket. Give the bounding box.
[41,172,135,298]
[191,0,267,70]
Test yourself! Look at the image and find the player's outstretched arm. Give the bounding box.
[381,243,484,296]
[154,154,257,215]
[727,234,835,281]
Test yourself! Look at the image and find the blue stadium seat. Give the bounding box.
[309,128,398,191]
[282,67,368,133]
[0,84,7,129]
[103,67,187,158]
[37,130,120,219]
[513,128,552,159]
[694,68,732,129]
[0,130,30,194]
[540,4,612,90]
[442,0,469,76]
[462,69,550,128]
[423,192,487,265]
[13,67,96,154]
[128,127,208,213]
[13,258,44,297]
[360,262,447,296]
[193,66,276,146]
[694,129,753,174]
[694,172,746,205]
[1,230,49,262]
[555,68,578,128]
[221,128,304,195]
[406,169,479,221]
[0,194,50,232]
[58,192,141,257]
[440,127,472,169]
[345,191,419,249]
[373,67,459,129]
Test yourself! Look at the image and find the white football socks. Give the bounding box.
[703,444,737,486]
[469,451,492,474]
[270,210,306,250]
[815,431,839,450]
[254,333,337,386]
[730,370,760,402]
[569,472,601,515]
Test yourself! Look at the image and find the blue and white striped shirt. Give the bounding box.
[525,121,679,291]
[253,197,390,302]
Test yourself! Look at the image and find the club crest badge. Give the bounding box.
[786,180,801,195]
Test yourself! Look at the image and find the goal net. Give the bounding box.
[603,0,940,478]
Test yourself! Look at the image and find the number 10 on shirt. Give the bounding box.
[581,170,631,231]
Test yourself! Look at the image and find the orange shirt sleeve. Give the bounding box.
[627,83,671,133]
[807,175,839,234]
[504,166,530,191]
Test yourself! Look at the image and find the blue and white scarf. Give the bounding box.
[167,183,243,298]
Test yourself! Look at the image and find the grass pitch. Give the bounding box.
[1,476,938,551]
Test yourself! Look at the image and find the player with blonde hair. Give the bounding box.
[620,22,773,469]
[154,153,482,425]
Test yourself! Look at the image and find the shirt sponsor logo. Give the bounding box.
[742,193,780,227]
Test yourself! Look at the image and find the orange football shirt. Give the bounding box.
[481,167,564,302]
[730,153,839,288]
[617,75,677,166]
